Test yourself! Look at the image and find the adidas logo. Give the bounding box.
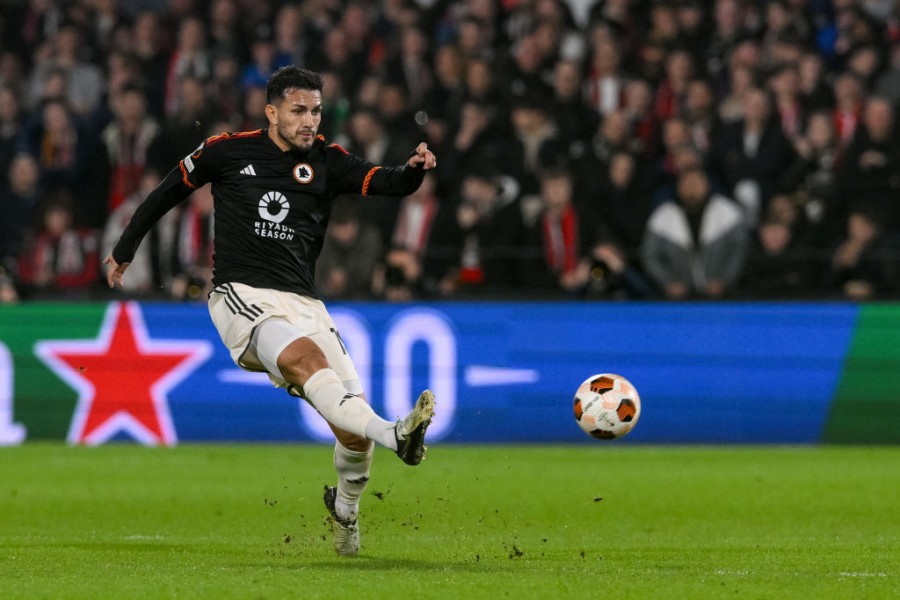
[240,164,257,176]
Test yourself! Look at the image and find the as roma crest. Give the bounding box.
[293,163,314,184]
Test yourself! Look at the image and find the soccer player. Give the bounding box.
[104,66,437,556]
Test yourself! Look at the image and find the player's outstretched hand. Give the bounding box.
[408,142,437,170]
[103,254,130,288]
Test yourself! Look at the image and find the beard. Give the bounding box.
[277,123,315,152]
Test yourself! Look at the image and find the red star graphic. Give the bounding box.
[35,302,211,445]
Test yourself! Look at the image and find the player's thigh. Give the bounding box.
[208,283,282,371]
[210,284,360,384]
[304,314,359,384]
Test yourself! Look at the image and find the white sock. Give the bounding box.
[333,442,374,522]
[365,418,398,451]
[303,369,397,449]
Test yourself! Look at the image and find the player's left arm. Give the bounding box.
[333,142,437,197]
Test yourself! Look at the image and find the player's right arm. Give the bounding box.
[104,168,194,287]
[105,136,220,288]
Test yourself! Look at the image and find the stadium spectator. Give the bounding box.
[389,172,443,259]
[550,58,600,152]
[501,31,554,104]
[100,84,159,213]
[797,50,833,113]
[314,196,384,300]
[710,87,795,227]
[646,1,681,50]
[207,0,245,66]
[148,75,215,173]
[438,168,522,297]
[0,153,43,292]
[582,236,657,300]
[0,51,25,93]
[682,78,719,154]
[718,64,755,124]
[19,98,108,227]
[240,24,290,91]
[583,151,653,261]
[17,188,100,297]
[461,56,503,107]
[741,194,814,298]
[835,96,900,233]
[655,49,695,122]
[307,27,358,101]
[442,97,513,193]
[759,0,807,71]
[376,82,419,146]
[768,63,805,142]
[208,51,243,122]
[579,109,634,181]
[651,116,697,203]
[344,108,415,243]
[530,15,575,71]
[350,74,383,114]
[92,51,144,130]
[131,10,169,118]
[781,111,843,259]
[163,16,210,116]
[272,2,309,68]
[634,34,669,87]
[507,94,564,193]
[421,43,467,147]
[85,0,125,59]
[831,5,884,69]
[31,66,69,108]
[641,167,748,300]
[676,0,712,68]
[831,71,866,156]
[875,43,900,105]
[317,71,350,142]
[382,25,434,109]
[454,15,495,62]
[651,142,710,209]
[372,246,424,302]
[2,0,64,58]
[237,85,268,131]
[826,212,898,300]
[388,173,464,297]
[518,166,596,296]
[0,85,25,185]
[27,22,104,117]
[705,0,750,90]
[337,1,382,70]
[584,36,625,117]
[621,78,659,157]
[845,43,885,90]
[728,38,764,89]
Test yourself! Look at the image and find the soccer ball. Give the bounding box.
[573,373,641,440]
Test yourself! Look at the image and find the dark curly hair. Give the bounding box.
[266,66,323,104]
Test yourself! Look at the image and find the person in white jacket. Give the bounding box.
[641,167,749,299]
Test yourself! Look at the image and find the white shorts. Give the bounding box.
[208,282,359,390]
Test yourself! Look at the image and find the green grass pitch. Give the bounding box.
[1,444,898,599]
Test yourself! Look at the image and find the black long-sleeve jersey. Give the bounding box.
[112,129,426,297]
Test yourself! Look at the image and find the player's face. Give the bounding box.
[267,88,323,152]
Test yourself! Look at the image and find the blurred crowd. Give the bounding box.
[1,0,900,304]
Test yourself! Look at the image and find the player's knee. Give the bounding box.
[276,339,329,384]
[338,432,373,453]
